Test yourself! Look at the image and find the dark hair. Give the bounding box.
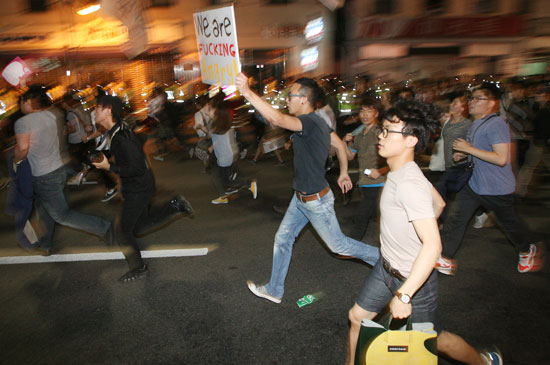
[97,95,123,123]
[294,77,323,108]
[62,93,79,108]
[209,92,232,134]
[477,82,502,100]
[21,84,51,110]
[359,96,382,113]
[382,99,441,153]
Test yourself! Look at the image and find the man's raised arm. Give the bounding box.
[235,73,302,132]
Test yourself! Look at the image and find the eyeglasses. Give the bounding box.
[286,93,305,100]
[380,127,414,138]
[468,96,490,102]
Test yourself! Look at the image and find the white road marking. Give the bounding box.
[0,248,208,265]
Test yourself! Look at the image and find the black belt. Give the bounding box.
[382,257,406,281]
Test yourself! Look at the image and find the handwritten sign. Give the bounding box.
[1,57,32,87]
[193,5,241,86]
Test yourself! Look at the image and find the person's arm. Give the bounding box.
[236,73,303,132]
[389,217,442,319]
[453,138,509,167]
[331,131,353,193]
[343,133,357,160]
[14,133,30,163]
[430,187,445,219]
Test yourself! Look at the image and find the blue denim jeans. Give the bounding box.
[266,189,380,298]
[33,166,110,249]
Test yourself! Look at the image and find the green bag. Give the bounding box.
[355,315,438,365]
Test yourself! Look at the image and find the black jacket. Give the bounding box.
[108,122,155,195]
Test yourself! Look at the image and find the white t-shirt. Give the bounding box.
[379,161,435,277]
[14,110,63,177]
[211,130,238,167]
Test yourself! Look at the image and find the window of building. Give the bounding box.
[29,0,48,12]
[475,0,497,14]
[150,0,173,7]
[426,0,445,14]
[373,0,394,15]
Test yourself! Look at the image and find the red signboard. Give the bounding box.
[356,16,525,39]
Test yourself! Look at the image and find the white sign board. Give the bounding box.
[1,57,32,87]
[193,5,241,86]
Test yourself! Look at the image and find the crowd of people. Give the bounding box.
[2,70,549,364]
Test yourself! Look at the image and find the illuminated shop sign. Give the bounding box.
[300,46,319,72]
[305,17,324,43]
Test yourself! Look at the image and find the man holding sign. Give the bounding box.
[236,73,379,304]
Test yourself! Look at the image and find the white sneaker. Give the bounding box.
[249,179,257,199]
[67,172,84,186]
[473,212,489,229]
[246,280,281,303]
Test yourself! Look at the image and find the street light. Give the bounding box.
[77,3,100,15]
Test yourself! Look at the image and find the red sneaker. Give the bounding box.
[518,243,545,273]
[436,256,457,275]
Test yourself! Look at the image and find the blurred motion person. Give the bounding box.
[14,85,112,255]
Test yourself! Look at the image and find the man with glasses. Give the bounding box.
[346,100,502,365]
[235,73,379,304]
[437,83,544,275]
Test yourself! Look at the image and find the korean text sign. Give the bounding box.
[193,5,241,86]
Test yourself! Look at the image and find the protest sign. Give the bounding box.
[2,57,32,87]
[193,5,241,86]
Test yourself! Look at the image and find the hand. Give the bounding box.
[343,133,353,142]
[208,145,214,154]
[81,135,89,143]
[236,72,251,98]
[337,174,353,194]
[367,168,381,179]
[389,296,412,319]
[284,140,292,150]
[452,152,467,162]
[92,154,109,170]
[453,138,470,153]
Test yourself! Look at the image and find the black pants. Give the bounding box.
[211,163,249,196]
[118,190,177,270]
[441,184,533,259]
[349,186,381,241]
[434,164,472,222]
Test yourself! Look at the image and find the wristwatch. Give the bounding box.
[395,291,411,304]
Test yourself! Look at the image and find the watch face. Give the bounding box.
[399,293,411,304]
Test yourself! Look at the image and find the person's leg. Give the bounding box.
[210,163,227,196]
[34,197,55,250]
[33,167,110,239]
[118,193,150,270]
[516,141,543,196]
[441,185,481,259]
[438,331,485,365]
[480,194,533,253]
[349,187,380,241]
[304,190,379,265]
[346,260,392,365]
[265,194,309,298]
[133,192,193,236]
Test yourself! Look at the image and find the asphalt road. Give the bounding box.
[1,150,549,364]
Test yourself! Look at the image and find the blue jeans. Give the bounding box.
[266,189,380,298]
[33,166,110,249]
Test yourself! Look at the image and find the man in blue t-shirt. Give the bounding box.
[236,73,379,303]
[438,83,544,275]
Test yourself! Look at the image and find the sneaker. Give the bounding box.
[246,280,281,304]
[518,243,545,273]
[101,188,118,202]
[211,196,229,204]
[153,155,164,161]
[435,256,457,276]
[249,179,258,199]
[119,264,148,283]
[480,348,503,365]
[473,212,493,228]
[274,160,286,166]
[225,188,239,195]
[67,172,84,186]
[240,148,248,160]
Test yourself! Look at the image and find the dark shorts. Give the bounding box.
[356,258,442,333]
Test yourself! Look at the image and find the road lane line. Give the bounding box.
[0,248,209,265]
